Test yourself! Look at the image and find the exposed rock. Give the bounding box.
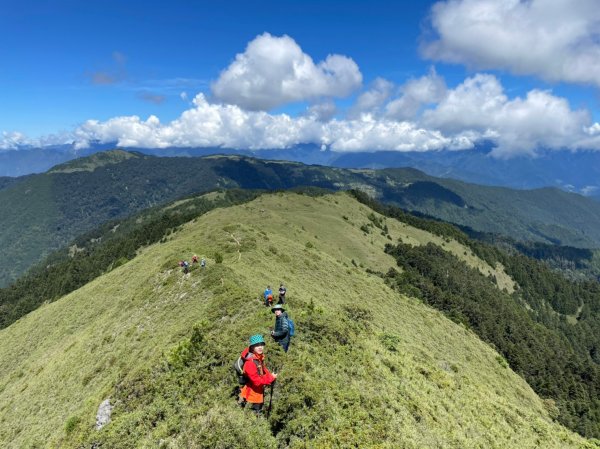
[95,399,112,430]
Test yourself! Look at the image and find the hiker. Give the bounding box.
[182,260,190,274]
[200,257,206,269]
[238,334,277,415]
[192,255,199,264]
[271,304,291,352]
[264,286,273,307]
[278,283,287,305]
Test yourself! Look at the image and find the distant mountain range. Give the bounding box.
[2,142,600,199]
[0,143,116,177]
[3,149,600,287]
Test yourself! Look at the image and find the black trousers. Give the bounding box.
[240,398,263,415]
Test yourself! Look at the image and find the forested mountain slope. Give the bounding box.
[5,151,600,288]
[0,189,262,330]
[0,193,595,448]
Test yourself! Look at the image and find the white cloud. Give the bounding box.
[306,101,338,122]
[68,93,461,153]
[385,69,447,120]
[323,116,467,152]
[73,94,323,150]
[348,70,446,121]
[73,115,164,149]
[211,33,362,110]
[586,123,600,135]
[11,75,600,158]
[582,185,599,196]
[348,78,394,118]
[422,0,600,87]
[5,18,600,162]
[0,131,74,150]
[422,74,508,132]
[0,132,29,150]
[421,73,598,157]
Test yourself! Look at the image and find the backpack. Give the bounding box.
[233,354,260,385]
[287,317,295,337]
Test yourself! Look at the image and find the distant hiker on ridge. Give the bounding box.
[278,283,287,305]
[264,286,273,307]
[271,304,291,353]
[238,334,277,415]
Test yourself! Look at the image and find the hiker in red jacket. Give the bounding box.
[239,334,277,415]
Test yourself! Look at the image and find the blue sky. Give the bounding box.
[2,0,600,157]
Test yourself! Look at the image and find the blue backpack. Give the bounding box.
[287,318,295,337]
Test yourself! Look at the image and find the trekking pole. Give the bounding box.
[266,381,275,419]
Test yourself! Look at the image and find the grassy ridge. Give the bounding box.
[0,189,262,330]
[0,193,593,448]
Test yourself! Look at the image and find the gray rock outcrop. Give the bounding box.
[95,399,112,430]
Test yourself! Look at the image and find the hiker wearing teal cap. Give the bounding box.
[238,334,277,415]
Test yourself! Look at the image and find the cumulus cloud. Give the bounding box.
[385,69,447,120]
[586,123,600,135]
[306,101,338,122]
[323,116,463,152]
[6,27,600,159]
[73,94,321,150]
[0,131,73,150]
[348,71,447,121]
[0,132,30,150]
[10,74,600,157]
[211,33,362,110]
[421,73,597,157]
[422,0,600,87]
[348,78,394,118]
[69,93,460,152]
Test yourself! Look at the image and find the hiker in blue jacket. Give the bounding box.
[264,286,273,306]
[270,304,291,352]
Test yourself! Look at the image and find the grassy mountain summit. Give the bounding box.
[47,149,140,173]
[0,193,593,448]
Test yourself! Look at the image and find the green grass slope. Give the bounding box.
[0,193,594,448]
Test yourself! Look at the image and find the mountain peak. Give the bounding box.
[47,149,143,174]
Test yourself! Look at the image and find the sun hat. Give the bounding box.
[249,334,266,347]
[271,304,285,313]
